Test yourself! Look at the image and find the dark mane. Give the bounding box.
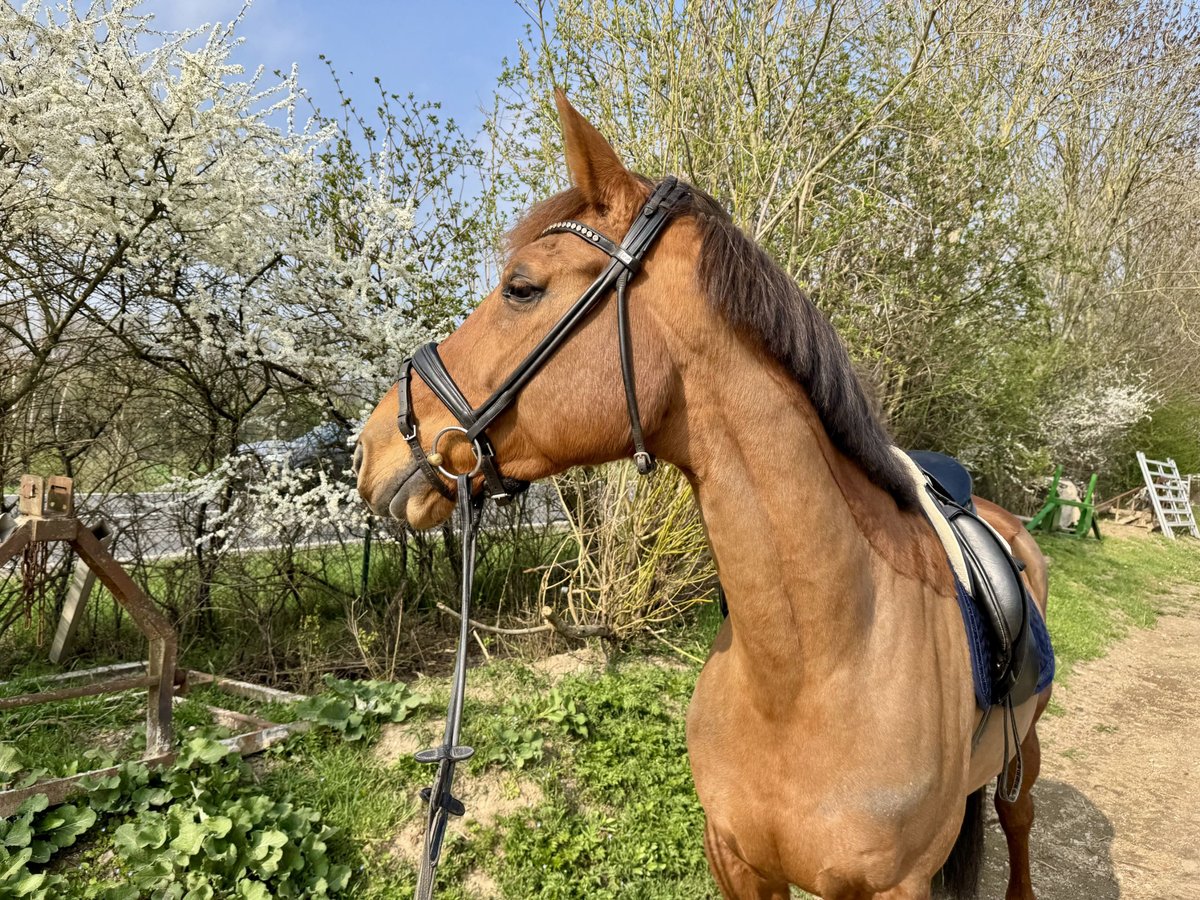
[508,182,916,509]
[679,184,916,508]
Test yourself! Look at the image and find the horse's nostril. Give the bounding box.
[352,441,364,476]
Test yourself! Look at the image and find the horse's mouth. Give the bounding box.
[368,462,453,529]
[386,464,423,519]
[361,462,421,520]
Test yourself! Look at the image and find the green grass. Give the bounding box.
[4,531,1200,897]
[1034,531,1200,676]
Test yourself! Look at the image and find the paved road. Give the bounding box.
[3,483,564,563]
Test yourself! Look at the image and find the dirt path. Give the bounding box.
[980,596,1200,900]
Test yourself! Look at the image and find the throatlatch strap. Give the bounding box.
[616,269,655,473]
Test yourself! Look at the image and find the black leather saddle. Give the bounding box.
[908,451,1039,709]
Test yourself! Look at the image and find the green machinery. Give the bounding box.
[1027,466,1101,539]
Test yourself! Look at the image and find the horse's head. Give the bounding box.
[355,92,697,528]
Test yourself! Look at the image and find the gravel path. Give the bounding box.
[980,595,1200,899]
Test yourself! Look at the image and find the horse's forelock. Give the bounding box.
[505,188,589,252]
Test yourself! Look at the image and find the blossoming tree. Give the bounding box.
[1,0,493,624]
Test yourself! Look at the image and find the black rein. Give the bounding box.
[402,177,688,899]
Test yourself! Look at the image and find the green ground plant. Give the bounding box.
[2,532,1198,898]
[293,676,429,741]
[0,738,351,899]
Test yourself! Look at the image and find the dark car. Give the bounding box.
[236,422,353,476]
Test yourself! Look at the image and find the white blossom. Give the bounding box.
[3,0,447,527]
[1040,368,1156,472]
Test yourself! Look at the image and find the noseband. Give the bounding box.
[401,177,687,900]
[396,176,688,504]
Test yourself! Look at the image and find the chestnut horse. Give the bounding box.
[356,92,1051,899]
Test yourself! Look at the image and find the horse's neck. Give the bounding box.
[677,359,939,690]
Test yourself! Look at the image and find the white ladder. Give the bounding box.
[1137,451,1199,539]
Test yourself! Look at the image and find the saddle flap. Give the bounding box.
[951,514,1026,652]
[895,446,1053,710]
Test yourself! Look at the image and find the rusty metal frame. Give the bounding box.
[0,476,311,817]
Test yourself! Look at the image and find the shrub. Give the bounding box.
[543,465,714,642]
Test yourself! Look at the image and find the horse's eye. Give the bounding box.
[502,279,543,306]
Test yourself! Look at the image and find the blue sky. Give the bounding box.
[142,0,533,131]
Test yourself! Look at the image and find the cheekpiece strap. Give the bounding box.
[397,358,455,502]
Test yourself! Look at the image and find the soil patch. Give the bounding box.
[372,721,433,765]
[530,647,604,679]
[388,768,543,896]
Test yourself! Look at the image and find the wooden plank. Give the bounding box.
[146,636,175,755]
[70,526,178,753]
[0,719,310,816]
[71,527,173,640]
[0,521,31,568]
[185,671,306,704]
[0,753,173,817]
[0,662,144,689]
[203,705,272,731]
[29,517,78,542]
[44,476,73,517]
[50,520,115,664]
[18,476,43,517]
[0,674,156,711]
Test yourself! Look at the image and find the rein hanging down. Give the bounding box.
[400,178,688,899]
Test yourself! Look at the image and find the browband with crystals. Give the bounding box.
[538,220,637,269]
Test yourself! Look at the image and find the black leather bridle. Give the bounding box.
[405,176,688,899]
[396,176,688,505]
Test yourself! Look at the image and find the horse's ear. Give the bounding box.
[555,89,639,212]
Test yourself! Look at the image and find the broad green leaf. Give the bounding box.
[0,745,21,781]
[8,870,46,897]
[203,814,233,839]
[237,880,271,900]
[41,804,96,848]
[0,846,33,881]
[327,864,351,891]
[184,738,232,766]
[14,796,47,818]
[170,818,206,856]
[2,820,32,850]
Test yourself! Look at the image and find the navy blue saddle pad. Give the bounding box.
[908,450,975,512]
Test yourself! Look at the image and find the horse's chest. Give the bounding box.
[685,651,954,885]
